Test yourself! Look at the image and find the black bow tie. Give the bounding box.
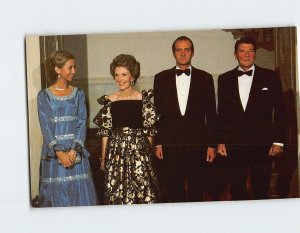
[237,70,253,77]
[176,69,190,76]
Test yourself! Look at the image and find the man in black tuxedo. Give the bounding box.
[217,37,286,200]
[154,36,217,202]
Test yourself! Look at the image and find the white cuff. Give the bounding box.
[273,142,284,147]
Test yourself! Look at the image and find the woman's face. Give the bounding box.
[114,66,134,91]
[56,59,76,82]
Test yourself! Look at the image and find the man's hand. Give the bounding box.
[269,144,283,157]
[217,144,227,157]
[206,147,216,162]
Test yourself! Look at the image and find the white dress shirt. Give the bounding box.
[238,65,254,111]
[176,66,191,116]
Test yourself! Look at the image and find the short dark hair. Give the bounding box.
[44,50,75,85]
[172,36,194,53]
[110,54,140,84]
[234,36,257,53]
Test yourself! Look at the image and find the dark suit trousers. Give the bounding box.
[227,145,273,200]
[157,145,207,202]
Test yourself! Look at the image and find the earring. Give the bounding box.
[131,80,134,86]
[58,74,61,79]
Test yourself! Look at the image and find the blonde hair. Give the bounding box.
[44,50,75,85]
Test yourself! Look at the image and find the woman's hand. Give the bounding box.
[56,151,74,168]
[100,158,105,171]
[68,149,77,163]
[154,145,164,159]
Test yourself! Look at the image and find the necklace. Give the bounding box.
[119,89,135,98]
[53,85,67,91]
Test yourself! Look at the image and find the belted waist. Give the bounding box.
[112,127,143,135]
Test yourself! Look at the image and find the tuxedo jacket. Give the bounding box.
[153,66,217,147]
[217,65,286,146]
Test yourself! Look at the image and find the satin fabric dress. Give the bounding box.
[37,87,97,207]
[93,89,160,204]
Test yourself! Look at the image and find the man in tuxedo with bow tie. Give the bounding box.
[217,36,286,200]
[153,36,217,202]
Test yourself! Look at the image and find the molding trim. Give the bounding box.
[75,76,155,86]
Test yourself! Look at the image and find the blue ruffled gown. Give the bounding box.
[37,87,97,207]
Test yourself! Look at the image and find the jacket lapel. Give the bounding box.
[233,68,245,113]
[184,66,195,116]
[244,65,261,113]
[169,67,182,116]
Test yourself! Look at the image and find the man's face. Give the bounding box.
[173,39,194,68]
[235,43,256,71]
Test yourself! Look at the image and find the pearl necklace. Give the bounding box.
[119,89,135,98]
[53,85,67,91]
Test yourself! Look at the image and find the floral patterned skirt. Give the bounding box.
[104,127,160,205]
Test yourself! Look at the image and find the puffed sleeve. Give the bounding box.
[141,89,159,136]
[93,95,112,137]
[37,90,65,158]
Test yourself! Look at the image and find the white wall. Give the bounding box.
[87,30,237,77]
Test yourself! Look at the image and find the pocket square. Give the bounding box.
[261,87,268,90]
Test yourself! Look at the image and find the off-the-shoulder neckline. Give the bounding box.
[99,89,153,105]
[111,99,142,103]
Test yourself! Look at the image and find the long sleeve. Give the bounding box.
[217,75,227,144]
[205,75,217,147]
[153,74,164,145]
[272,72,286,143]
[142,89,159,136]
[37,91,64,158]
[71,89,90,157]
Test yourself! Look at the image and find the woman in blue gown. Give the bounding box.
[93,54,160,205]
[37,50,97,207]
